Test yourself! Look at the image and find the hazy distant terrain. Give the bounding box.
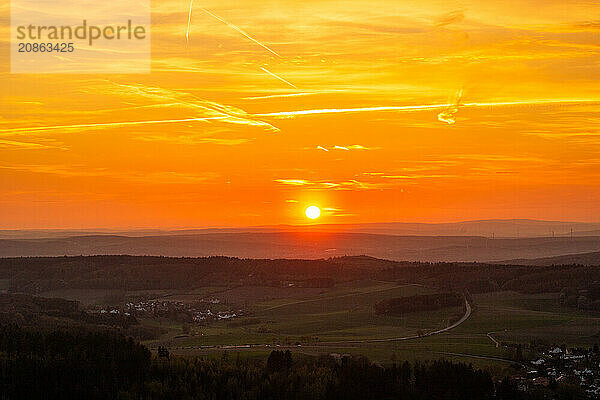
[2,219,600,239]
[499,251,600,266]
[1,231,600,262]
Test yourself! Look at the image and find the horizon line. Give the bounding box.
[2,217,600,232]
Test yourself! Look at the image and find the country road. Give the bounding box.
[155,295,473,351]
[317,296,472,345]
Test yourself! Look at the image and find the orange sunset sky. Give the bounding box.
[1,0,600,228]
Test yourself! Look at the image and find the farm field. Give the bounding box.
[470,291,600,346]
[40,288,178,306]
[25,267,600,372]
[141,284,600,372]
[144,282,458,346]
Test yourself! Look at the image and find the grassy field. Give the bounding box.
[146,286,600,374]
[39,288,200,306]
[469,291,600,346]
[41,280,600,370]
[145,282,462,348]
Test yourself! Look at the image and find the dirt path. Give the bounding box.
[487,331,501,348]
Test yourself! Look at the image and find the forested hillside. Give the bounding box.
[0,324,583,400]
[2,255,600,297]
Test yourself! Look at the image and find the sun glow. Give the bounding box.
[2,0,600,228]
[305,206,321,220]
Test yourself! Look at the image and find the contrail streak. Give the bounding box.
[0,139,61,150]
[243,93,315,100]
[463,99,600,108]
[201,8,280,57]
[260,67,297,89]
[0,117,228,134]
[4,99,598,135]
[256,99,600,118]
[256,104,450,117]
[185,0,194,45]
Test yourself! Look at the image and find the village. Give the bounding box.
[517,345,600,397]
[91,297,243,324]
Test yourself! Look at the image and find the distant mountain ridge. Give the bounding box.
[2,219,600,239]
[0,231,599,262]
[498,251,600,266]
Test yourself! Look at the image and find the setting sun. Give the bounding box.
[305,206,321,220]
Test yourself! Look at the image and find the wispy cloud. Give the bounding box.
[242,92,318,100]
[316,144,374,151]
[2,0,600,226]
[0,163,219,184]
[434,10,465,27]
[138,133,252,146]
[275,178,382,190]
[0,139,66,150]
[438,89,463,124]
[0,83,281,135]
[0,164,110,177]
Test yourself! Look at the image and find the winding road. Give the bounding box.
[155,295,473,351]
[318,296,472,345]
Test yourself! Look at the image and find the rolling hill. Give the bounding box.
[0,232,599,262]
